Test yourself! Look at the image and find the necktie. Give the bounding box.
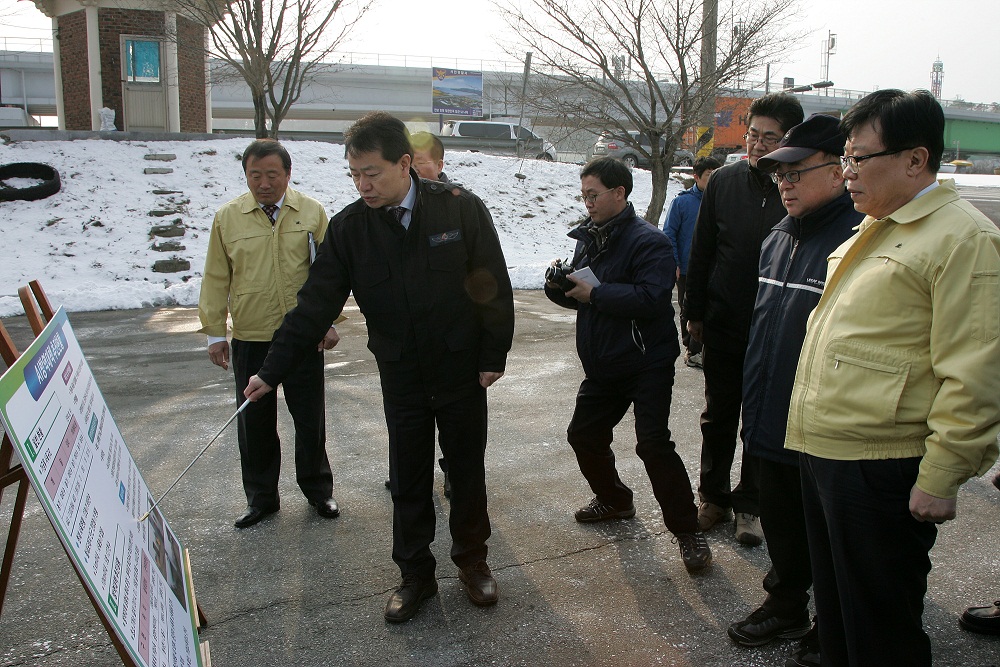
[390,206,407,224]
[262,204,278,224]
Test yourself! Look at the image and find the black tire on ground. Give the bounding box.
[536,153,554,161]
[0,162,62,202]
[623,154,638,169]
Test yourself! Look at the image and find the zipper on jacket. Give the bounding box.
[631,320,646,354]
[747,236,798,445]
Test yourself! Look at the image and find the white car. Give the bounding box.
[440,120,557,161]
[725,152,748,164]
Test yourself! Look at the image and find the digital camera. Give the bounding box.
[545,259,575,292]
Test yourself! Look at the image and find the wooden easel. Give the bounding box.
[0,317,30,618]
[2,281,209,665]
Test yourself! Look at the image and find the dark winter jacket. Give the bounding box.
[663,183,704,274]
[741,191,862,465]
[545,203,680,380]
[258,175,514,407]
[684,159,788,352]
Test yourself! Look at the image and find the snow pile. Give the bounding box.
[0,137,679,316]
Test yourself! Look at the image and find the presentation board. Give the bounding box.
[0,307,203,667]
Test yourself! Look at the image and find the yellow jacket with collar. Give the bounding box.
[785,179,1000,499]
[198,187,328,341]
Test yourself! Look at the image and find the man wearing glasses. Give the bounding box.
[786,90,1000,665]
[545,157,712,574]
[684,93,804,546]
[726,114,862,667]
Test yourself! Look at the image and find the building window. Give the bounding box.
[125,40,161,83]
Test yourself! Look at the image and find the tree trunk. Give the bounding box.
[252,92,268,139]
[645,158,670,226]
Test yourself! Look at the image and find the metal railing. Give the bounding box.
[0,37,52,52]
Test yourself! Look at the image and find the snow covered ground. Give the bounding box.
[1,137,997,317]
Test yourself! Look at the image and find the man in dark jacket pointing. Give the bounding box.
[245,111,514,623]
[545,157,711,574]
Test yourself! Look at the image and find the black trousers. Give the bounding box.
[232,339,333,508]
[384,388,491,579]
[757,456,811,617]
[676,274,701,356]
[566,365,698,535]
[800,454,936,667]
[698,344,759,514]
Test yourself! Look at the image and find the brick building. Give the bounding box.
[31,0,211,132]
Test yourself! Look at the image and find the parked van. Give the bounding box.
[440,120,557,161]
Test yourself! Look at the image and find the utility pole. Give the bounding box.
[515,51,532,159]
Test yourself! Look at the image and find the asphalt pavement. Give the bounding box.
[0,292,998,667]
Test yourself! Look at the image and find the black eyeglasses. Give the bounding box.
[581,189,614,205]
[743,131,783,148]
[840,148,913,172]
[770,162,840,185]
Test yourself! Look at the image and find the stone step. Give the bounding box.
[149,209,181,217]
[152,189,183,195]
[152,240,185,252]
[152,258,191,273]
[144,154,177,161]
[150,220,185,238]
[144,167,174,175]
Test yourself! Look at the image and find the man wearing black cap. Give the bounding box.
[725,114,862,667]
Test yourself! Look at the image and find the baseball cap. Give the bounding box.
[757,113,846,172]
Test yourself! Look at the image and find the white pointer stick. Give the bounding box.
[139,398,251,522]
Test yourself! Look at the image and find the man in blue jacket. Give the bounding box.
[663,156,721,368]
[545,157,711,573]
[726,114,862,667]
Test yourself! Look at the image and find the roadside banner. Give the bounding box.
[432,68,483,117]
[0,308,202,667]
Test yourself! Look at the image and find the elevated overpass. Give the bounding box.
[3,49,999,161]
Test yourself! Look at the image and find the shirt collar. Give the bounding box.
[260,194,286,210]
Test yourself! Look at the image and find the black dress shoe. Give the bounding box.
[309,497,340,518]
[384,574,438,623]
[459,560,499,606]
[234,505,278,529]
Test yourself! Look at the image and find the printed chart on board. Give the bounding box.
[0,308,202,667]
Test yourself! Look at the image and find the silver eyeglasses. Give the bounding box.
[770,162,840,184]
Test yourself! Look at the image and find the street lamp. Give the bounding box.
[821,32,837,96]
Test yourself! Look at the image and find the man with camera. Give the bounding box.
[545,156,711,573]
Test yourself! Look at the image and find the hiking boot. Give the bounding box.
[675,532,712,573]
[727,606,811,647]
[574,497,636,523]
[735,512,764,546]
[685,351,704,369]
[697,501,732,531]
[785,621,820,667]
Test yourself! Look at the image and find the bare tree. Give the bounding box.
[496,0,803,223]
[177,0,372,138]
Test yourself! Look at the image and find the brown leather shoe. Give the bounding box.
[459,560,499,606]
[960,600,1000,635]
[384,574,438,623]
